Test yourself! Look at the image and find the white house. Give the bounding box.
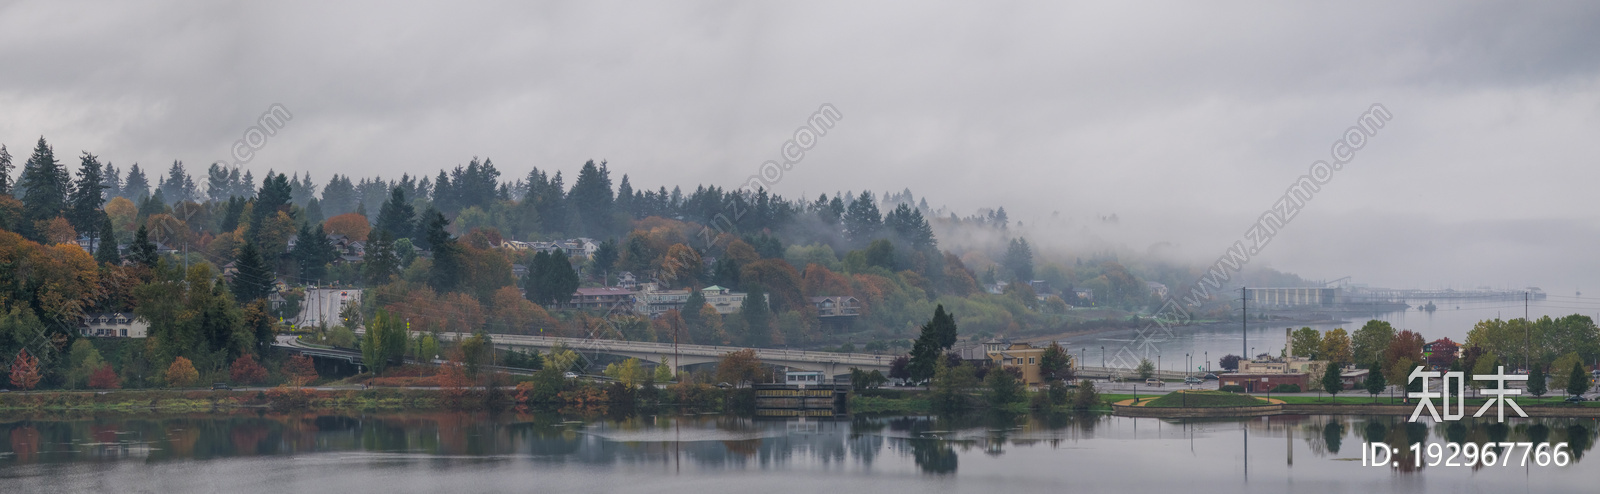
[79,312,149,338]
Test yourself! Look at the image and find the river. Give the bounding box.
[1064,296,1600,373]
[0,411,1594,493]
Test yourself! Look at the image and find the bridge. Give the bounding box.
[279,333,894,377]
[437,332,894,376]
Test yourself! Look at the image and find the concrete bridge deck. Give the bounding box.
[437,332,894,375]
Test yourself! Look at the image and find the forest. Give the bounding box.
[0,136,1286,389]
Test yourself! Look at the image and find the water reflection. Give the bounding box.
[0,411,1595,490]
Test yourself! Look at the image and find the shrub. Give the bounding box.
[1219,385,1246,393]
[1072,380,1100,410]
[88,364,121,389]
[1270,384,1301,393]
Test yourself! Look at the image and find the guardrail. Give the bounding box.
[435,332,894,367]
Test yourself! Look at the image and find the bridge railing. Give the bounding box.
[435,332,893,367]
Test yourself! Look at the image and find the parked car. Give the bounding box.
[563,372,579,379]
[211,383,231,390]
[1184,376,1203,385]
[1566,395,1588,403]
[1204,373,1219,380]
[1146,378,1164,387]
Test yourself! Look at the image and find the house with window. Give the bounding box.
[560,287,637,311]
[985,341,1047,386]
[79,312,149,338]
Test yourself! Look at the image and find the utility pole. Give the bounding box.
[672,312,680,380]
[1242,287,1248,360]
[1525,291,1530,372]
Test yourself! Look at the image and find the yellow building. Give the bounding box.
[985,341,1046,385]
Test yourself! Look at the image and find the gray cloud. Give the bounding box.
[2,0,1599,289]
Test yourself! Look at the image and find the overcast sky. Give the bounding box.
[2,1,1599,291]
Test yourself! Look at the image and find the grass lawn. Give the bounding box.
[1143,390,1271,408]
[1261,394,1600,407]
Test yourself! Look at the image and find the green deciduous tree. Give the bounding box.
[1291,327,1322,359]
[1039,341,1073,382]
[1352,320,1396,368]
[362,309,409,375]
[1137,358,1155,380]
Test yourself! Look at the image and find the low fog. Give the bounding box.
[3,1,1599,291]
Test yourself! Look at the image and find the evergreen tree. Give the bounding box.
[927,304,958,350]
[18,137,67,238]
[681,289,707,332]
[206,163,232,203]
[320,174,357,216]
[94,213,119,265]
[591,238,619,275]
[843,191,882,246]
[219,196,246,233]
[568,160,615,237]
[303,198,324,226]
[1566,361,1590,397]
[422,208,461,292]
[363,230,401,285]
[740,284,771,347]
[68,152,106,234]
[99,161,120,204]
[1003,238,1034,281]
[0,145,12,195]
[122,163,150,201]
[524,250,579,307]
[130,225,159,268]
[1322,362,1344,396]
[1528,363,1548,397]
[249,172,291,244]
[1363,361,1387,401]
[232,241,274,303]
[292,224,335,282]
[375,187,416,240]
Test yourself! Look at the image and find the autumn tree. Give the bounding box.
[88,364,120,389]
[323,213,371,242]
[658,243,703,288]
[165,356,199,388]
[230,354,268,385]
[285,355,318,386]
[1320,328,1354,366]
[8,349,41,390]
[715,349,764,386]
[1382,330,1424,383]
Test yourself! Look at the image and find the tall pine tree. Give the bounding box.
[18,137,67,239]
[232,241,274,302]
[68,152,106,234]
[375,187,416,240]
[0,145,12,195]
[422,208,461,293]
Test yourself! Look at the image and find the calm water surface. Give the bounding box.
[0,411,1596,493]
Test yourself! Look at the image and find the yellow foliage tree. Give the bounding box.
[165,356,199,388]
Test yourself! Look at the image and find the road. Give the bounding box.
[295,288,362,328]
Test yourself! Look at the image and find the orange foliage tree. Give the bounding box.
[285,355,318,386]
[488,286,561,335]
[165,356,199,388]
[740,259,804,311]
[323,213,371,241]
[88,364,121,389]
[8,350,41,390]
[230,354,269,385]
[38,217,76,244]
